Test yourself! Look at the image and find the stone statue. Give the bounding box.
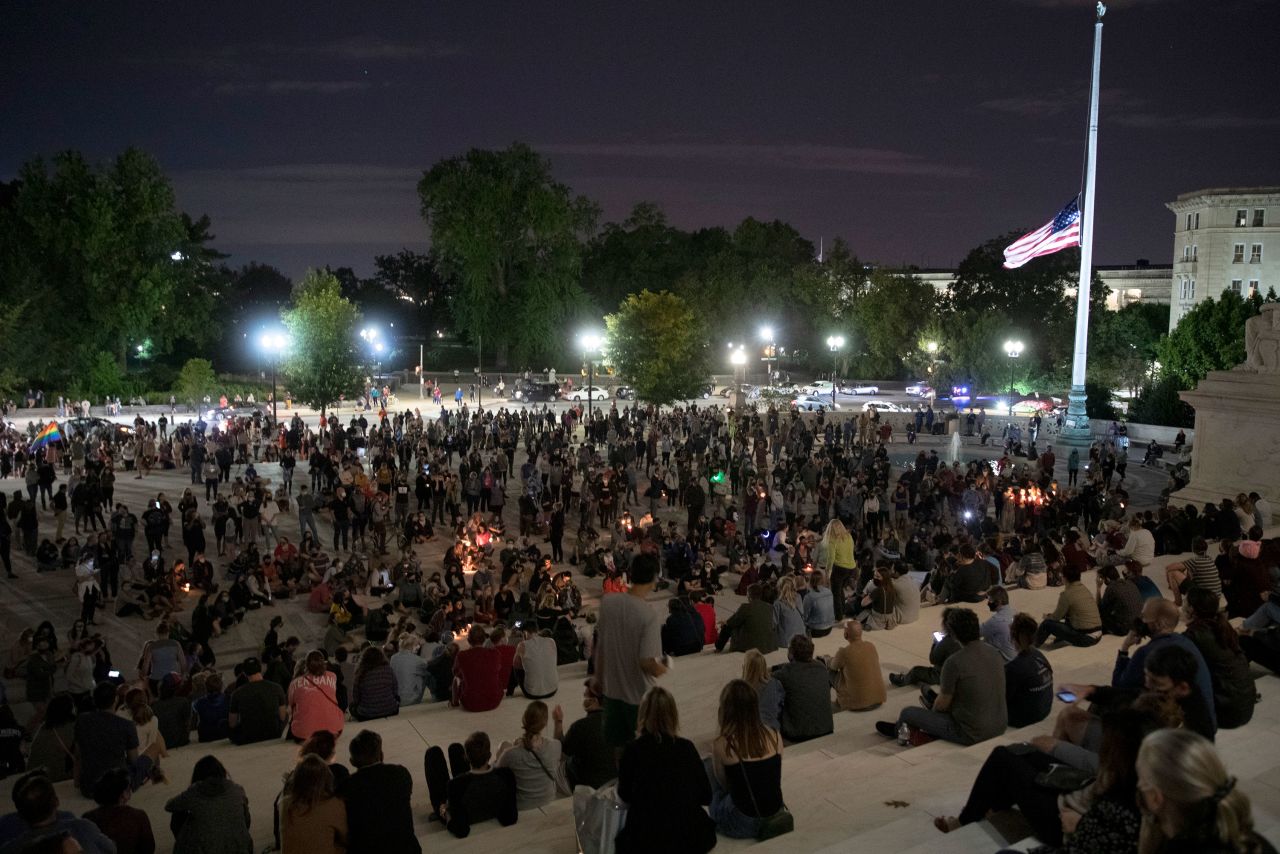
[1241,303,1280,372]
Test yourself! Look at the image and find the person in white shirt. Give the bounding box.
[512,625,559,699]
[1103,516,1154,569]
[1250,492,1273,529]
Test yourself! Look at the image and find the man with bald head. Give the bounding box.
[1111,597,1216,729]
[827,620,887,712]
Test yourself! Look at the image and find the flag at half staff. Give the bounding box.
[1002,196,1082,269]
[30,421,62,450]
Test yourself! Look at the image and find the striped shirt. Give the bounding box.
[1182,554,1223,596]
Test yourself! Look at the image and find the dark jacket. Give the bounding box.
[716,600,777,654]
[615,734,714,854]
[339,763,420,854]
[661,602,706,657]
[772,660,835,742]
[163,778,251,854]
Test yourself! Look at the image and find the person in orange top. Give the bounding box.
[288,650,345,741]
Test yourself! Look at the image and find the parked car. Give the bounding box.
[511,381,561,402]
[201,404,265,425]
[614,385,636,400]
[904,381,934,397]
[567,385,611,402]
[697,383,715,399]
[718,383,760,399]
[840,382,880,395]
[60,417,135,443]
[791,395,840,412]
[799,380,838,396]
[861,401,905,413]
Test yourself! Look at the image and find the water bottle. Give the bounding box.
[897,722,911,746]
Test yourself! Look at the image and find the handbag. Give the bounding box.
[739,757,794,841]
[573,783,627,854]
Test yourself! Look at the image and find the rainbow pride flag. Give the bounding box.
[30,421,62,449]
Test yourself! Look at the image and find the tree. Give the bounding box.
[605,290,710,405]
[281,270,364,417]
[368,249,454,337]
[581,203,710,314]
[175,358,218,407]
[418,143,599,367]
[1158,291,1267,386]
[213,263,294,372]
[1130,376,1195,428]
[1089,302,1169,392]
[0,149,211,381]
[846,270,938,379]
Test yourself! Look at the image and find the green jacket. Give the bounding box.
[721,600,778,655]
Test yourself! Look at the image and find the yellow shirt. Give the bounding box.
[825,535,855,570]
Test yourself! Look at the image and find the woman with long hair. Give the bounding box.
[288,650,345,740]
[772,575,806,648]
[494,700,566,810]
[615,687,715,854]
[741,649,784,731]
[1136,728,1271,854]
[711,678,786,839]
[281,755,347,854]
[858,562,900,631]
[820,518,856,621]
[349,646,399,722]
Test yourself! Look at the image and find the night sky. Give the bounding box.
[4,0,1277,278]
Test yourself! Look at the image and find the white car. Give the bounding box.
[905,381,934,397]
[862,401,905,413]
[799,380,838,396]
[841,382,880,395]
[567,386,610,402]
[792,395,840,412]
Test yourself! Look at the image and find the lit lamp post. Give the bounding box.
[580,331,603,431]
[759,325,776,388]
[826,335,845,405]
[1005,339,1024,414]
[730,346,748,410]
[259,331,288,427]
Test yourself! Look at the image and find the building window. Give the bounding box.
[1249,279,1260,297]
[1234,243,1246,263]
[1230,279,1243,295]
[1190,278,1196,299]
[1184,213,1191,231]
[1251,244,1263,264]
[1237,209,1249,227]
[1192,244,1198,260]
[1255,209,1266,227]
[1195,212,1201,229]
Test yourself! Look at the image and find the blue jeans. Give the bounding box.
[704,756,760,839]
[898,706,971,745]
[1244,600,1280,631]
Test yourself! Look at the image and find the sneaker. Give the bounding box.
[889,673,908,688]
[875,721,898,738]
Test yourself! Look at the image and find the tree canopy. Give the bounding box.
[1158,291,1264,386]
[281,269,364,416]
[605,290,710,405]
[418,143,599,367]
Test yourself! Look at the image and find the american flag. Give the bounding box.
[1002,196,1081,269]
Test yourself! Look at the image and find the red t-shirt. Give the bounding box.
[454,647,503,712]
[695,602,719,646]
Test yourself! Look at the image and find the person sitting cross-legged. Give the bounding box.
[827,619,887,712]
[771,635,834,743]
[423,731,517,839]
[1034,564,1102,648]
[876,608,1007,746]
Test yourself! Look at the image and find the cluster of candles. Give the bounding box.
[1005,484,1056,507]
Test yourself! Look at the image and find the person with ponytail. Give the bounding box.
[494,700,566,810]
[1136,728,1275,854]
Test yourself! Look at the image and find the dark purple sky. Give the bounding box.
[4,0,1277,278]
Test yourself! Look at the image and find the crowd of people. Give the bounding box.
[0,396,1275,854]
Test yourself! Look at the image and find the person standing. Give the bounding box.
[821,519,856,621]
[593,552,666,748]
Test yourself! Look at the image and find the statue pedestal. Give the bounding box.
[1168,368,1280,521]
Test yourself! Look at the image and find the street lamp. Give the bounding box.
[580,331,603,432]
[259,331,289,426]
[826,335,845,404]
[759,325,776,387]
[1004,339,1024,412]
[730,346,748,410]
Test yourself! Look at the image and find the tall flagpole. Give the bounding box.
[1062,2,1105,448]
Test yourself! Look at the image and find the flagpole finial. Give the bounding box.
[1096,2,1106,20]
